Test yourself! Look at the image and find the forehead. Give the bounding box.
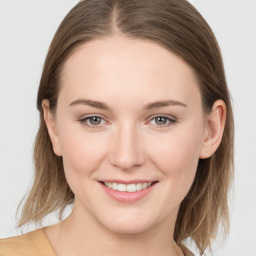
[59,36,201,107]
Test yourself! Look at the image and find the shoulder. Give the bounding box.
[0,228,56,256]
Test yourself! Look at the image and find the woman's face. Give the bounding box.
[44,36,209,234]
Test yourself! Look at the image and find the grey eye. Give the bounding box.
[154,116,168,125]
[89,116,102,125]
[149,115,177,127]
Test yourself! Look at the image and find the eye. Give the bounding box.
[149,115,177,127]
[79,115,107,128]
[78,115,176,128]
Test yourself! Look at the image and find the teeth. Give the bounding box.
[142,183,148,189]
[136,183,142,191]
[104,182,153,192]
[117,183,126,192]
[127,184,136,192]
[106,182,112,188]
[112,183,118,190]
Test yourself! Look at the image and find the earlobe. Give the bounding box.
[199,100,226,159]
[42,99,62,156]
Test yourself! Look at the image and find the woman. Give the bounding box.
[0,0,234,255]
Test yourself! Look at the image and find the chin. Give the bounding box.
[98,212,158,234]
[105,222,151,234]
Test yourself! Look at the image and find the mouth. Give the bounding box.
[99,180,158,203]
[99,181,158,193]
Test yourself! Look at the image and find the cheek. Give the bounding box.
[58,122,107,178]
[58,127,110,200]
[147,125,203,193]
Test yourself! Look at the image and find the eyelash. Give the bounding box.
[78,114,177,129]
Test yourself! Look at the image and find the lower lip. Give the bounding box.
[99,182,157,203]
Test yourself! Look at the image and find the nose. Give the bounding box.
[108,122,146,170]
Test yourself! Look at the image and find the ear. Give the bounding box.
[199,99,226,159]
[42,99,62,156]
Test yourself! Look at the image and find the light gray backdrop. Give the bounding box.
[0,1,256,255]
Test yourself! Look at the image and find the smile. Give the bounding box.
[103,182,153,192]
[99,180,158,203]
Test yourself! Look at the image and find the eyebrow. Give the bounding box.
[69,98,187,110]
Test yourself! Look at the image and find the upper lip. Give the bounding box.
[99,179,158,184]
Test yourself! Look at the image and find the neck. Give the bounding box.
[50,202,180,256]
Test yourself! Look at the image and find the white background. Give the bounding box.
[0,0,256,255]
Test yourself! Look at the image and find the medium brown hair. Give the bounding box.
[17,0,234,254]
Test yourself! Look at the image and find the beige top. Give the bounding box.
[0,229,55,256]
[0,228,194,256]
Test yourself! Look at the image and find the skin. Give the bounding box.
[42,35,226,256]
